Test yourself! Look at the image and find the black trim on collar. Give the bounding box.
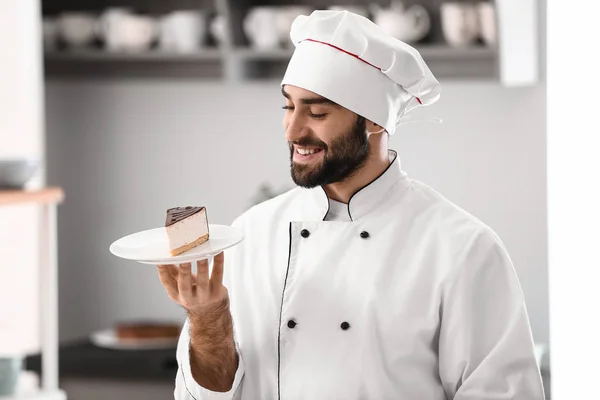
[320,186,330,221]
[346,151,398,222]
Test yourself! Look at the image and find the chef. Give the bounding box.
[157,10,545,400]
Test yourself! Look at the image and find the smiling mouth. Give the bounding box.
[293,146,324,163]
[296,147,324,155]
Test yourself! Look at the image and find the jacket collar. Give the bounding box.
[301,150,407,221]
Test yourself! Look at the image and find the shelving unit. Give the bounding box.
[44,44,497,80]
[40,0,532,82]
[0,188,66,400]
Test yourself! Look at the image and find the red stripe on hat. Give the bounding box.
[301,38,424,106]
[302,38,382,71]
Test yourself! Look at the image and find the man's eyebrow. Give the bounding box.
[281,87,337,106]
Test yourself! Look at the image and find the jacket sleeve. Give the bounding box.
[174,215,247,400]
[438,227,545,399]
[174,318,245,400]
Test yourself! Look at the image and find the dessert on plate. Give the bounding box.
[115,321,181,340]
[165,206,209,256]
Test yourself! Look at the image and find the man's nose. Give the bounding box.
[285,113,307,143]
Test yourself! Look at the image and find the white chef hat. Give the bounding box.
[281,10,441,135]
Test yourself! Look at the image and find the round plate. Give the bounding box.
[109,224,244,265]
[90,329,178,350]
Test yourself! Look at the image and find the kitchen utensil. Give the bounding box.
[159,10,207,53]
[57,12,97,48]
[441,2,480,47]
[0,159,39,189]
[370,1,431,43]
[110,224,244,264]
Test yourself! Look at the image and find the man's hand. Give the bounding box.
[157,252,229,315]
[157,252,238,392]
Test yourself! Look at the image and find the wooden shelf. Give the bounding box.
[0,187,64,207]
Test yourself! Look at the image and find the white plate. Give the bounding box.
[90,329,178,350]
[109,224,244,264]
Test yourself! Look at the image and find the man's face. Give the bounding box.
[282,85,369,188]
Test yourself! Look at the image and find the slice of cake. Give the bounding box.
[165,206,209,256]
[115,321,181,340]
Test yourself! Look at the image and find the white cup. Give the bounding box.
[244,7,281,50]
[477,2,497,46]
[57,12,97,48]
[102,14,156,52]
[97,7,134,51]
[441,3,480,47]
[159,11,206,53]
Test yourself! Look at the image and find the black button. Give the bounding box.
[287,320,297,329]
[360,231,370,239]
[341,322,351,330]
[301,229,310,238]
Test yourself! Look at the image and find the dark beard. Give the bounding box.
[289,116,369,188]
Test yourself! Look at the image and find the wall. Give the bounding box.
[45,79,548,348]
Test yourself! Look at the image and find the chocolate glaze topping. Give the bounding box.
[165,206,204,227]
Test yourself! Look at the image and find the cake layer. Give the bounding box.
[170,233,209,256]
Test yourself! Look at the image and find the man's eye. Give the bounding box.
[309,112,327,119]
[282,106,294,111]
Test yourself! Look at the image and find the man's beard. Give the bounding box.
[289,116,369,188]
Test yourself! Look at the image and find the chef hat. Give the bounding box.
[281,10,441,135]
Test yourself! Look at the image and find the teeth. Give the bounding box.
[297,148,319,155]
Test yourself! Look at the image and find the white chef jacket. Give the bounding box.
[174,150,545,400]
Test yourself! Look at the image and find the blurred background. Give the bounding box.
[0,0,547,399]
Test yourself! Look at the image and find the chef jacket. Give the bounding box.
[174,150,545,400]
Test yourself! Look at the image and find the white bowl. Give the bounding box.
[0,159,39,189]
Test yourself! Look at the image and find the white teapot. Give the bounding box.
[370,1,431,43]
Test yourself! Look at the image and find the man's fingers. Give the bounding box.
[157,265,179,301]
[168,264,179,280]
[210,252,225,288]
[197,259,209,289]
[178,262,194,301]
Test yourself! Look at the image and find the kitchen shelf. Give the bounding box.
[41,0,538,84]
[44,45,497,80]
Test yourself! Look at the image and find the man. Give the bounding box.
[158,10,545,400]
